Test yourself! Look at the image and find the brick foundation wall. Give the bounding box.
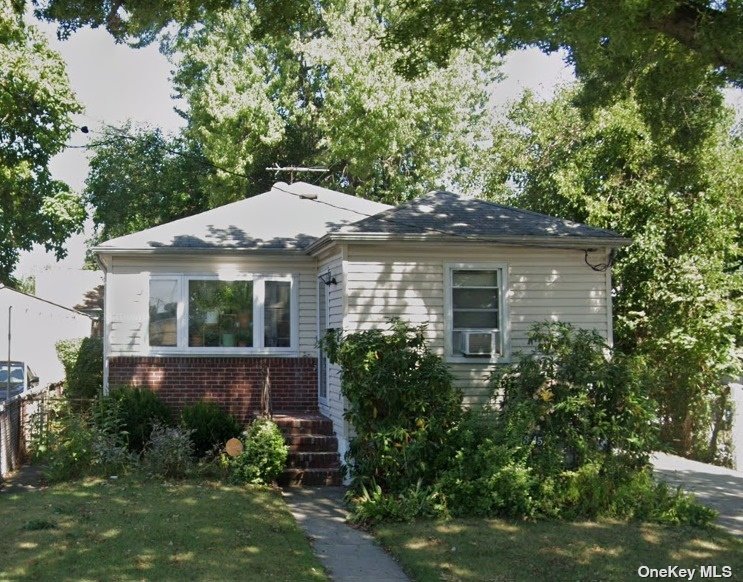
[108,356,318,422]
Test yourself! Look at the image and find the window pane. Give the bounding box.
[453,310,498,329]
[0,364,24,385]
[453,288,498,309]
[265,281,291,347]
[188,280,253,348]
[453,270,498,287]
[149,280,178,347]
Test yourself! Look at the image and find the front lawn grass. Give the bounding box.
[0,478,326,581]
[375,518,743,581]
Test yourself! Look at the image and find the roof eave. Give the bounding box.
[305,232,632,254]
[93,246,309,256]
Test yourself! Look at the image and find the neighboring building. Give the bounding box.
[34,268,104,335]
[94,181,630,465]
[0,285,93,387]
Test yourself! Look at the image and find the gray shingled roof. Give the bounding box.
[95,184,629,255]
[332,191,627,242]
[94,182,392,252]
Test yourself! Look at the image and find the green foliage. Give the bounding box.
[338,322,713,527]
[322,319,462,493]
[482,89,742,461]
[55,337,103,406]
[0,1,85,281]
[43,402,96,482]
[349,481,448,525]
[89,396,138,474]
[22,519,58,531]
[41,397,137,482]
[110,386,172,452]
[143,422,195,478]
[167,0,493,206]
[32,0,233,45]
[386,0,740,156]
[180,401,241,458]
[491,322,658,476]
[85,124,211,243]
[79,0,494,240]
[228,418,288,485]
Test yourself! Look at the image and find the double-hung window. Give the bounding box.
[445,263,507,361]
[148,274,296,352]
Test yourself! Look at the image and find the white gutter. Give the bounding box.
[305,232,633,256]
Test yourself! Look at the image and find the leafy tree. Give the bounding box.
[31,0,233,46]
[85,124,212,241]
[385,0,741,154]
[481,88,742,462]
[0,0,84,281]
[170,0,494,205]
[34,0,742,154]
[83,0,494,241]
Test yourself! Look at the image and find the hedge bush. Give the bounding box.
[327,320,714,527]
[56,337,103,406]
[229,418,288,485]
[111,386,172,452]
[180,401,242,458]
[322,319,462,493]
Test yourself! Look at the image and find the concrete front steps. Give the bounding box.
[274,414,342,487]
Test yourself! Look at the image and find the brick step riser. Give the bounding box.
[287,439,339,453]
[287,453,341,470]
[279,426,335,437]
[278,469,342,487]
[275,420,334,434]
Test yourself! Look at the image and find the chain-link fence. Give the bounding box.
[0,386,60,480]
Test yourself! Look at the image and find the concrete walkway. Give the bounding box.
[282,487,409,582]
[653,453,743,537]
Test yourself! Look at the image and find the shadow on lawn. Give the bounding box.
[377,518,743,582]
[0,479,326,581]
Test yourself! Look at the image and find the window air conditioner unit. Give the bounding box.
[459,330,496,356]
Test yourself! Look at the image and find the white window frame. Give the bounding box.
[146,272,299,355]
[444,262,510,364]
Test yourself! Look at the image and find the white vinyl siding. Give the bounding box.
[316,248,349,458]
[343,243,610,405]
[106,255,317,357]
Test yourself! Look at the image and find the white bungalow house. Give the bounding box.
[94,181,630,483]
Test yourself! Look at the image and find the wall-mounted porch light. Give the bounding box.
[318,270,337,286]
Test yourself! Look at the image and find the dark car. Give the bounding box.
[0,361,39,402]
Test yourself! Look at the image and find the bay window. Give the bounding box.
[445,263,507,361]
[148,274,296,351]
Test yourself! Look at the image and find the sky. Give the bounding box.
[13,16,739,277]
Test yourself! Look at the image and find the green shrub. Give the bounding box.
[56,337,103,406]
[43,402,96,482]
[325,320,715,527]
[143,423,195,478]
[180,401,242,458]
[349,481,448,525]
[111,387,172,452]
[40,396,138,482]
[89,396,138,474]
[490,322,658,480]
[322,319,462,494]
[229,418,288,485]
